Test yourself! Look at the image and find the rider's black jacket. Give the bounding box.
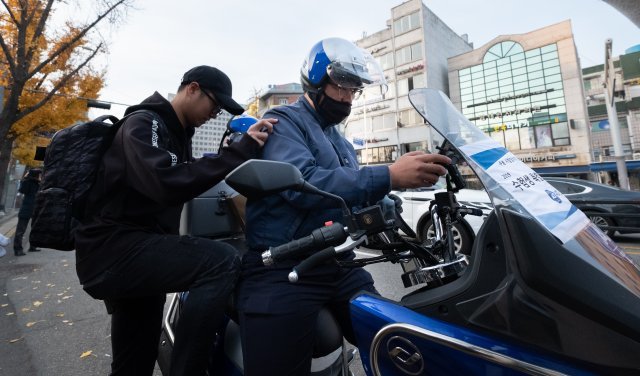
[75,92,259,284]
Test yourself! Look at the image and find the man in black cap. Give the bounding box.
[74,65,277,376]
[13,168,41,256]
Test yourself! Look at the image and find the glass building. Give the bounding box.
[448,20,592,177]
[459,42,569,150]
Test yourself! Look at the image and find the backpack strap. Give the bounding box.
[93,114,120,125]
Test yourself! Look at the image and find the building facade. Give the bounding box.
[256,83,303,117]
[346,0,473,165]
[167,92,235,158]
[582,46,640,188]
[192,111,233,158]
[447,20,593,178]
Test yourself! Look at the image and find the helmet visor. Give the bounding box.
[325,45,386,89]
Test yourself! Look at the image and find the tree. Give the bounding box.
[245,87,261,118]
[0,0,132,205]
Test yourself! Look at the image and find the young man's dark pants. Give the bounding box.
[83,234,241,376]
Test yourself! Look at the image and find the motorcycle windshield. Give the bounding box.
[409,88,640,298]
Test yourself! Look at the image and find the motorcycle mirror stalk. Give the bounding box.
[225,159,359,233]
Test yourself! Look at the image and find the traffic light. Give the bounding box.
[87,99,111,109]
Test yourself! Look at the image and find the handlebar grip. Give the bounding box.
[288,247,336,283]
[459,207,483,216]
[262,223,347,266]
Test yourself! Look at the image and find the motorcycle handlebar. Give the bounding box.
[288,247,336,282]
[458,207,484,216]
[262,222,348,266]
[288,236,367,283]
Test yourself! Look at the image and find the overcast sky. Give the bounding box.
[78,0,638,117]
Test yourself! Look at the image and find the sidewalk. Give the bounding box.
[0,211,18,237]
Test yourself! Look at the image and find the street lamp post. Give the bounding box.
[604,39,630,190]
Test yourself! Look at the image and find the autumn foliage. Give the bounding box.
[0,0,131,202]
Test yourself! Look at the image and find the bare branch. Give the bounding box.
[25,0,55,65]
[12,43,102,124]
[1,0,20,25]
[28,0,127,81]
[0,33,17,76]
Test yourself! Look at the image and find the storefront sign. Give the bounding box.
[470,105,542,121]
[519,153,576,163]
[467,88,554,108]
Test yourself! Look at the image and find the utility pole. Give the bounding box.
[604,39,630,190]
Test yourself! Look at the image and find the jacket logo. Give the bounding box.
[151,120,159,147]
[151,119,177,166]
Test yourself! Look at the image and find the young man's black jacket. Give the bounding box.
[75,92,259,284]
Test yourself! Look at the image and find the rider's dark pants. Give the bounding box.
[83,234,241,376]
[237,251,376,376]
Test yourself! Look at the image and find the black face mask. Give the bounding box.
[312,91,352,125]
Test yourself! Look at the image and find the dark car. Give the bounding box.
[545,177,640,237]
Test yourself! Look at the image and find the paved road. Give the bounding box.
[0,215,123,376]
[1,213,639,375]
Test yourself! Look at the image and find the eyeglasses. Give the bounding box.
[327,81,363,100]
[197,84,223,118]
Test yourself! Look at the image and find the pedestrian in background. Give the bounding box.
[13,168,41,256]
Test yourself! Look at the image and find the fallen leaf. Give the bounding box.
[33,301,43,307]
[8,337,23,343]
[21,308,32,313]
[80,350,93,358]
[26,321,37,327]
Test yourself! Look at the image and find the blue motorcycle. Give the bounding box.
[159,89,640,375]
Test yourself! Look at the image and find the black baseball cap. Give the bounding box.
[181,66,245,115]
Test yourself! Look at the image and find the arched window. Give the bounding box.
[483,41,524,63]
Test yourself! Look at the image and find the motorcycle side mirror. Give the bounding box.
[225,159,306,199]
[226,160,355,230]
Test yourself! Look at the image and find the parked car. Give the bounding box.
[392,181,493,255]
[545,177,640,237]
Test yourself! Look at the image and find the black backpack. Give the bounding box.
[29,110,158,251]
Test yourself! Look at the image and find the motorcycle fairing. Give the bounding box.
[350,293,593,375]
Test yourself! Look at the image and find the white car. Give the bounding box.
[392,181,493,255]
